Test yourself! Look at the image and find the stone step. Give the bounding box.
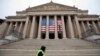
[0,39,100,50]
[0,45,100,50]
[0,54,100,56]
[0,49,100,54]
[0,39,100,46]
[4,39,95,44]
[0,49,100,56]
[0,39,100,56]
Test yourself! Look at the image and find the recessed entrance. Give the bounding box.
[49,33,55,39]
[41,33,46,39]
[58,33,63,39]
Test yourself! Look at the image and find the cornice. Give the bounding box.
[6,16,27,19]
[78,15,99,18]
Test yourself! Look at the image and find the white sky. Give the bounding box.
[0,0,100,19]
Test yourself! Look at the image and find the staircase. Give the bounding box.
[0,39,100,56]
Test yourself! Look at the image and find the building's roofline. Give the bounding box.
[6,16,27,19]
[25,2,79,12]
[78,15,99,18]
[15,1,90,15]
[27,2,78,9]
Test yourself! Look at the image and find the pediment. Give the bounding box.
[26,2,78,11]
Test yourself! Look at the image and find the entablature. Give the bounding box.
[6,16,27,19]
[6,19,26,22]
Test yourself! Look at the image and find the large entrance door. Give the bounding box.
[49,33,55,39]
[58,33,63,39]
[41,33,46,39]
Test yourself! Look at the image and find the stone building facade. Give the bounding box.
[1,2,100,39]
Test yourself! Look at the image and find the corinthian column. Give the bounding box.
[37,16,42,39]
[61,15,67,39]
[68,15,75,39]
[98,21,100,27]
[97,21,100,33]
[18,22,23,32]
[81,21,86,32]
[30,16,36,39]
[23,16,29,39]
[6,22,13,35]
[46,15,49,39]
[92,21,99,34]
[74,15,82,38]
[81,21,87,37]
[54,15,58,39]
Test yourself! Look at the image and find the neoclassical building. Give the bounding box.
[2,2,100,39]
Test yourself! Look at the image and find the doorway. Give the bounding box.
[58,33,63,39]
[41,33,46,39]
[49,33,55,39]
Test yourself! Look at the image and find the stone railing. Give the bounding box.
[81,29,96,39]
[76,29,100,44]
[11,30,23,39]
[0,30,23,45]
[75,29,95,39]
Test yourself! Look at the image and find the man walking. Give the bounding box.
[36,46,46,56]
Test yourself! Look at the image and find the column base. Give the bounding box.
[63,37,67,39]
[29,37,33,39]
[55,37,58,39]
[45,37,49,39]
[37,37,41,39]
[71,38,76,39]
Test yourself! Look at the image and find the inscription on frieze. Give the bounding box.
[43,5,62,10]
[29,4,75,11]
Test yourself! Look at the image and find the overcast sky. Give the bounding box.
[0,0,100,19]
